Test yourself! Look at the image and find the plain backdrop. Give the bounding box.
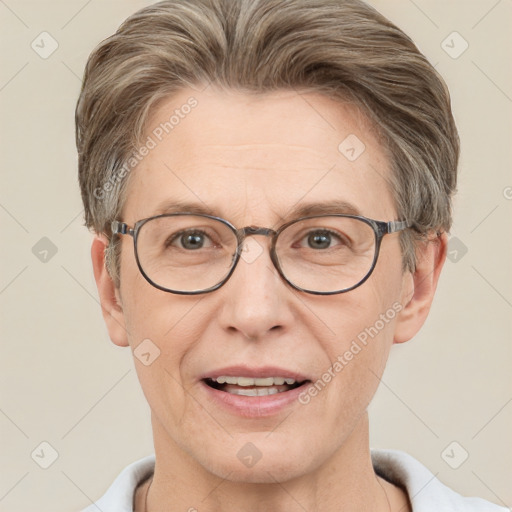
[0,1,511,511]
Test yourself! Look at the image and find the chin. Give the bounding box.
[195,437,319,484]
[211,459,311,484]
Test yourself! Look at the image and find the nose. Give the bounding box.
[216,235,294,341]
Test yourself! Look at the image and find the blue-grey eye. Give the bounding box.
[180,232,205,249]
[296,230,345,250]
[168,229,213,250]
[307,231,333,249]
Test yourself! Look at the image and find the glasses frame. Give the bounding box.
[111,213,411,296]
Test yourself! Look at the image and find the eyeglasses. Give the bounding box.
[111,213,411,295]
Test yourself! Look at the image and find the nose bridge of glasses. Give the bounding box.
[240,226,276,238]
[236,226,278,250]
[234,226,278,260]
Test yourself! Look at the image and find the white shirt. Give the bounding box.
[81,449,508,511]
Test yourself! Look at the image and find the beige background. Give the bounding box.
[0,1,511,511]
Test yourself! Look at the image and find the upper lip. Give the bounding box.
[200,365,311,382]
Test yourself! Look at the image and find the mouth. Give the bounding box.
[199,366,312,417]
[203,375,308,396]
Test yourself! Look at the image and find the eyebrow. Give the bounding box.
[284,200,361,219]
[151,199,362,223]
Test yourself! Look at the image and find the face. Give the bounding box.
[102,87,418,483]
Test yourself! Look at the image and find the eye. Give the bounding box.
[296,229,347,250]
[168,229,214,250]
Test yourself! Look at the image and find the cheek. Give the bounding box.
[317,295,396,387]
[119,269,210,420]
[322,310,397,401]
[120,236,204,348]
[305,249,404,417]
[123,300,214,451]
[124,292,207,368]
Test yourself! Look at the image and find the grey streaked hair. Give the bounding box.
[75,0,459,286]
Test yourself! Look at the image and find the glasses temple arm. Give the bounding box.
[386,220,413,233]
[111,220,132,235]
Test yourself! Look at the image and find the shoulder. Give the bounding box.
[371,448,508,512]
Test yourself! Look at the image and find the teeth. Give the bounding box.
[254,377,274,386]
[212,376,297,386]
[229,387,281,396]
[237,376,255,387]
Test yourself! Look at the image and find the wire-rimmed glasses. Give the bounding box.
[111,213,411,295]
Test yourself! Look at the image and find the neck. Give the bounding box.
[138,412,410,512]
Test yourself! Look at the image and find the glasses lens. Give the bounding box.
[136,215,238,292]
[275,216,377,293]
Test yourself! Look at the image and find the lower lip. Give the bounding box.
[200,380,309,418]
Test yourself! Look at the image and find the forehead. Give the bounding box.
[123,87,396,224]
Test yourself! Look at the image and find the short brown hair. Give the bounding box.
[76,0,459,285]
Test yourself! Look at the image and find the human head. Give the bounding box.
[77,0,458,491]
[76,0,459,286]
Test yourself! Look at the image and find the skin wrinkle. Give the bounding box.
[91,88,445,512]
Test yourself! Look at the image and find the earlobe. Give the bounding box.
[91,236,129,347]
[393,232,448,344]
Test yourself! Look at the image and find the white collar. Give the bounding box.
[80,449,507,511]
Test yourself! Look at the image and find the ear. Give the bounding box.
[393,232,448,344]
[91,235,129,347]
